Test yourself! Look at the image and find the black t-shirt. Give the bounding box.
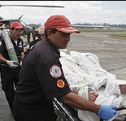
[16,39,71,106]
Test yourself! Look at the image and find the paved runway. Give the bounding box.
[69,32,126,80]
[0,31,126,121]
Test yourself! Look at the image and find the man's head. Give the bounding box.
[44,15,80,49]
[10,21,23,40]
[44,15,80,34]
[36,26,45,40]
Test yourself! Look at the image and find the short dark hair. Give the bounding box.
[45,28,57,38]
[11,27,15,30]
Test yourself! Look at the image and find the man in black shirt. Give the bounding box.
[13,15,116,121]
[0,21,24,112]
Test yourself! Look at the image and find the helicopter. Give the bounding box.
[0,4,64,44]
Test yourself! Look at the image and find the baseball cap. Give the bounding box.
[10,21,23,29]
[44,15,80,33]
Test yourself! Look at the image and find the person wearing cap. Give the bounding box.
[0,21,24,112]
[13,15,116,121]
[24,26,45,54]
[35,26,45,42]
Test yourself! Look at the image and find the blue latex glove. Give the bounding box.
[96,105,116,120]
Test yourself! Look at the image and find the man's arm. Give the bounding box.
[0,53,8,64]
[0,53,19,68]
[61,92,100,113]
[61,92,116,120]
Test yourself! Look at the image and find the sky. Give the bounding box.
[0,1,126,25]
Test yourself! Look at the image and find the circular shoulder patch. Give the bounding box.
[57,79,65,88]
[50,65,62,78]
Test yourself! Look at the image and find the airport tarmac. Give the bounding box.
[68,32,126,80]
[0,31,126,121]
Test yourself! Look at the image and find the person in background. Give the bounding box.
[31,26,36,41]
[0,21,24,112]
[29,25,45,47]
[24,26,45,54]
[13,15,116,121]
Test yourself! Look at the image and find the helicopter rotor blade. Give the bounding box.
[18,15,23,20]
[0,4,64,8]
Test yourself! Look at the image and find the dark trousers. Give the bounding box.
[1,65,20,111]
[13,96,57,121]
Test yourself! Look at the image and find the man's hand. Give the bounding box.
[96,105,116,120]
[6,60,19,68]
